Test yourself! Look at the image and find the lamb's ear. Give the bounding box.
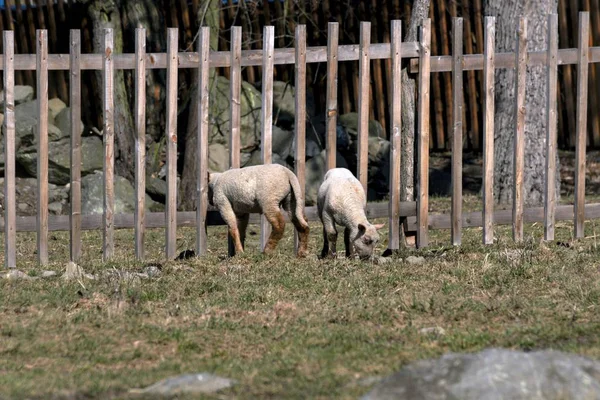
[373,223,385,230]
[358,223,366,234]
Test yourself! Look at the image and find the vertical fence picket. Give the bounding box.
[544,14,558,242]
[70,30,82,262]
[451,18,463,246]
[326,22,339,171]
[575,12,590,239]
[3,31,16,269]
[513,18,527,242]
[417,19,431,248]
[483,17,495,245]
[36,30,49,265]
[358,21,371,193]
[294,25,307,255]
[134,28,146,260]
[388,20,402,251]
[166,28,178,260]
[196,27,210,256]
[103,29,115,261]
[228,26,242,257]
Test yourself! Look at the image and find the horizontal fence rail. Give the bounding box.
[2,13,600,267]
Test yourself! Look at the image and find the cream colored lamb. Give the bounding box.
[317,168,384,259]
[208,164,310,257]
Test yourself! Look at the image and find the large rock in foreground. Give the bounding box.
[362,348,600,400]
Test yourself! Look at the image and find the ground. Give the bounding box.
[1,193,600,399]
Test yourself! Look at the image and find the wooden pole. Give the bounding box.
[326,22,339,171]
[294,25,307,255]
[482,17,495,245]
[544,14,558,242]
[134,28,146,260]
[36,30,49,266]
[196,27,210,256]
[70,30,82,262]
[3,31,16,268]
[103,29,115,261]
[165,28,178,259]
[228,26,242,257]
[451,18,463,246]
[357,21,371,193]
[388,20,402,251]
[513,18,527,243]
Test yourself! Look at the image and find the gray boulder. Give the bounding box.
[272,81,296,126]
[17,136,104,185]
[367,137,390,201]
[48,98,67,120]
[339,112,385,139]
[131,373,235,396]
[362,348,600,400]
[0,85,34,108]
[272,126,294,160]
[54,107,84,137]
[146,176,167,202]
[10,99,62,148]
[81,172,163,215]
[208,142,229,172]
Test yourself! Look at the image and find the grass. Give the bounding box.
[1,195,600,399]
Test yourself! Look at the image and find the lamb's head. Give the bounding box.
[353,222,385,259]
[207,171,222,206]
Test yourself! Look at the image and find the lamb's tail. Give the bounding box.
[287,169,309,226]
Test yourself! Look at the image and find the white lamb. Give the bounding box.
[208,164,310,257]
[317,168,384,259]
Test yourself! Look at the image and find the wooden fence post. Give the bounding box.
[513,18,527,243]
[103,28,115,261]
[388,20,402,251]
[544,14,558,241]
[228,26,242,257]
[326,22,339,171]
[134,28,146,260]
[3,30,16,269]
[575,12,590,239]
[357,21,371,193]
[166,28,178,260]
[37,30,49,265]
[196,27,210,256]
[294,25,307,255]
[451,18,463,246]
[416,19,431,248]
[70,29,82,262]
[260,26,274,251]
[482,17,495,245]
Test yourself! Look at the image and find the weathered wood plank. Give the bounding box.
[196,27,210,256]
[103,28,115,260]
[482,17,495,245]
[513,18,527,242]
[417,19,432,248]
[388,20,402,251]
[228,26,242,257]
[357,21,371,193]
[165,28,178,260]
[3,31,16,269]
[260,26,275,251]
[451,18,463,246]
[294,25,307,255]
[544,14,558,241]
[70,30,82,262]
[575,12,590,239]
[134,28,146,260]
[326,22,339,171]
[36,30,49,266]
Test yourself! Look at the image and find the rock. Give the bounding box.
[131,373,236,396]
[146,176,167,202]
[406,256,425,265]
[17,136,104,185]
[210,76,262,152]
[54,107,84,137]
[362,348,600,400]
[304,150,327,206]
[18,202,29,212]
[0,85,34,108]
[272,81,296,127]
[3,269,32,280]
[81,172,164,215]
[339,112,385,139]
[41,270,58,278]
[367,137,391,201]
[5,99,59,149]
[48,98,67,120]
[144,265,161,277]
[48,201,63,215]
[272,126,294,160]
[419,326,446,337]
[208,142,229,172]
[62,261,95,280]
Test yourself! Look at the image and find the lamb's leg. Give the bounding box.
[320,225,329,259]
[291,213,310,258]
[219,202,244,254]
[322,216,338,258]
[263,208,286,254]
[237,213,250,250]
[344,227,352,257]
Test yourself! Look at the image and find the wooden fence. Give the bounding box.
[2,13,600,267]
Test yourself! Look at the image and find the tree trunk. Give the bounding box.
[399,0,430,244]
[179,0,219,211]
[486,0,560,205]
[87,0,136,182]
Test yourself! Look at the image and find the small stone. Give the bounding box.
[144,265,161,277]
[406,256,425,265]
[374,256,392,265]
[48,201,63,215]
[62,261,95,280]
[18,203,29,211]
[41,270,58,278]
[3,269,32,280]
[130,373,236,395]
[419,326,446,337]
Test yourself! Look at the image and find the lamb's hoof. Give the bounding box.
[297,249,309,258]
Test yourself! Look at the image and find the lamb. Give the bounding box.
[317,168,384,259]
[208,164,310,257]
